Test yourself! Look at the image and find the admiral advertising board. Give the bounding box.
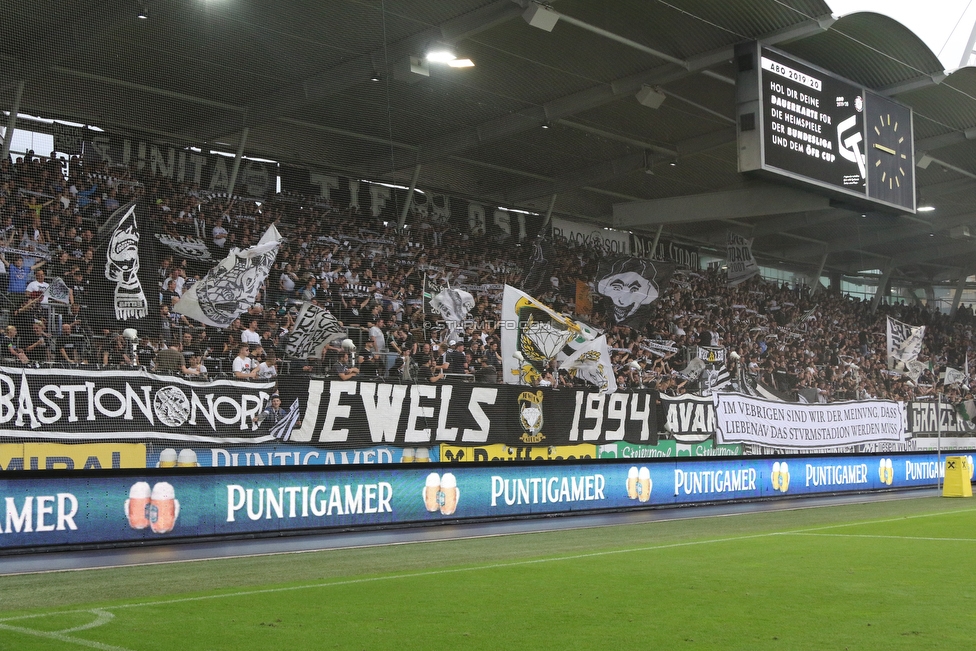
[0,453,963,551]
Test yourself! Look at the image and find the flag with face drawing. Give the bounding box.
[177,224,282,328]
[594,257,676,330]
[89,199,160,335]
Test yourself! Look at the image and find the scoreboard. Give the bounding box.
[736,42,915,214]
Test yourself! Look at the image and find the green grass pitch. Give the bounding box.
[0,494,973,650]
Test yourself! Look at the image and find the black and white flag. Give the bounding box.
[594,257,676,330]
[422,274,474,343]
[43,277,71,304]
[270,398,301,442]
[700,364,731,395]
[886,316,925,371]
[177,224,282,327]
[727,232,760,286]
[90,199,159,334]
[283,302,346,359]
[154,234,213,262]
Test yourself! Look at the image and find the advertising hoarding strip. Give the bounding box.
[0,453,959,551]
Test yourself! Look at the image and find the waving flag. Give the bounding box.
[177,224,282,327]
[284,302,346,359]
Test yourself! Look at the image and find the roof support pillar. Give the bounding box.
[950,269,972,317]
[0,81,25,162]
[397,164,423,231]
[870,262,894,313]
[811,248,829,295]
[226,127,249,197]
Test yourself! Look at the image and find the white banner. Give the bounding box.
[714,394,906,449]
[726,232,759,286]
[551,216,630,255]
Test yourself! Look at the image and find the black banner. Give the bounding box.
[279,167,545,242]
[89,200,161,335]
[907,401,976,434]
[87,131,275,198]
[660,394,716,438]
[630,232,700,270]
[278,378,658,448]
[0,367,277,444]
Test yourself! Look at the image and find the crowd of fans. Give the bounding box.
[1,147,974,406]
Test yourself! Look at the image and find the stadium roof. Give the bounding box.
[4,0,976,287]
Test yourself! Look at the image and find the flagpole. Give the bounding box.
[937,390,943,493]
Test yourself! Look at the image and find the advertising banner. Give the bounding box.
[0,443,147,471]
[0,366,277,444]
[439,444,597,463]
[279,378,658,449]
[0,452,958,550]
[714,394,905,448]
[596,440,741,459]
[145,443,437,468]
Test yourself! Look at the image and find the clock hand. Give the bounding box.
[873,143,896,155]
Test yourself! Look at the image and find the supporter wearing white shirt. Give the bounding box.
[213,221,228,248]
[232,345,257,379]
[257,351,279,381]
[241,319,263,346]
[26,270,50,305]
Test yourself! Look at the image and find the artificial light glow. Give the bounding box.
[917,205,935,212]
[446,59,475,68]
[426,49,456,63]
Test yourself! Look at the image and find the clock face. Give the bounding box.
[865,93,914,211]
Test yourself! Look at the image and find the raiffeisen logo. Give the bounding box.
[771,461,790,493]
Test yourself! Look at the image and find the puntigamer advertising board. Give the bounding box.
[0,453,961,551]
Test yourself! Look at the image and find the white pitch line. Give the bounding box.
[1,529,784,623]
[778,505,976,535]
[2,503,973,642]
[785,532,976,543]
[0,608,131,651]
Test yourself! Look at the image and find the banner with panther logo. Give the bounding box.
[0,366,277,444]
